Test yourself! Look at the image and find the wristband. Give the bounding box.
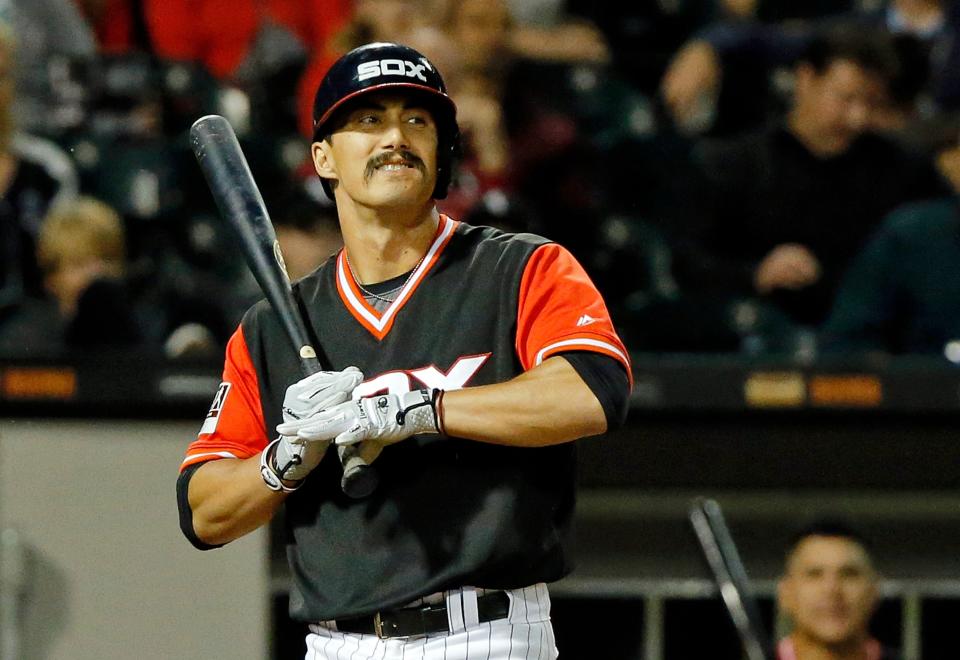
[433,389,446,435]
[259,438,304,493]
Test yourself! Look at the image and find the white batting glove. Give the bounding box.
[295,389,442,448]
[263,367,364,488]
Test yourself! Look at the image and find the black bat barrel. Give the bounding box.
[190,114,377,498]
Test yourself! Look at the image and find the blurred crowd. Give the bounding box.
[2,0,960,362]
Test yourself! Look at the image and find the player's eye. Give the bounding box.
[406,113,430,126]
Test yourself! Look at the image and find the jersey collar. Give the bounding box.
[335,214,458,341]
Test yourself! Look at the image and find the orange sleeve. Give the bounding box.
[180,325,269,470]
[515,243,632,384]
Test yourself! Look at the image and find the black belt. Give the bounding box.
[335,591,510,639]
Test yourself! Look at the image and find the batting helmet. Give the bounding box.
[312,42,460,200]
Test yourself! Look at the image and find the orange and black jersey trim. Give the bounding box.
[182,215,629,469]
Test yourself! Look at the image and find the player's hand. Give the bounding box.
[270,367,364,484]
[295,389,442,448]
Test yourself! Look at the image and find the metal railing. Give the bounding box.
[550,576,960,660]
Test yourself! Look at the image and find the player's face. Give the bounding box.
[314,92,439,210]
[794,59,887,153]
[778,535,879,648]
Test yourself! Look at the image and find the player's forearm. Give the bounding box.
[188,455,287,545]
[441,356,607,447]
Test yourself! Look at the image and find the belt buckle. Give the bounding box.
[374,611,384,638]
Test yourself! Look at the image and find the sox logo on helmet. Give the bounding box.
[357,58,432,82]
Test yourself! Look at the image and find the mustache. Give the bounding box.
[364,150,425,180]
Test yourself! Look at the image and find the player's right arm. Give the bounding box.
[177,326,280,548]
[186,455,289,547]
[179,325,363,547]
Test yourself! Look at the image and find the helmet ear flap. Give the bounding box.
[320,178,335,200]
[433,125,462,200]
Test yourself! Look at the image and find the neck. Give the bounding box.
[788,632,874,660]
[339,203,441,284]
[787,110,847,158]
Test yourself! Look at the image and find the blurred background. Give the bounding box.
[1,0,960,658]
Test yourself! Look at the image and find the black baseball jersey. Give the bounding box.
[181,215,632,621]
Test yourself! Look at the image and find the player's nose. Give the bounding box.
[378,119,411,151]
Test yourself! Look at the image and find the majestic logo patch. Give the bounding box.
[576,314,598,327]
[357,58,431,83]
[199,382,231,435]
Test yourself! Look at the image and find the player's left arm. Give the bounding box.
[443,241,631,446]
[441,352,624,447]
[299,243,631,452]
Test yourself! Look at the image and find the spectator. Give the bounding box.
[500,0,610,65]
[0,24,78,317]
[820,195,960,356]
[0,197,141,355]
[0,194,231,360]
[660,0,960,137]
[668,25,950,351]
[295,0,431,137]
[411,0,513,222]
[3,0,98,134]
[434,0,619,251]
[272,189,342,281]
[776,519,896,659]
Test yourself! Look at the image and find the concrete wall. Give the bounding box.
[0,419,268,660]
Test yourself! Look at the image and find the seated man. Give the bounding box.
[670,24,949,347]
[820,196,960,356]
[660,0,960,135]
[0,196,141,354]
[777,520,896,660]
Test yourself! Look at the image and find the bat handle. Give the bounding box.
[300,356,379,498]
[339,445,379,499]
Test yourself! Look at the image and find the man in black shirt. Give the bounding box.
[673,26,949,338]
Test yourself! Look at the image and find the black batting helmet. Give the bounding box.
[312,42,460,200]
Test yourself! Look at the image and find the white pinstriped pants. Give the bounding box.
[305,584,558,660]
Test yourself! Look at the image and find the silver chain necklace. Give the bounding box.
[345,252,426,305]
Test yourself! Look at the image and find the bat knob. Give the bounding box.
[341,463,379,499]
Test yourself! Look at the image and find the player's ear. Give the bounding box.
[312,141,338,184]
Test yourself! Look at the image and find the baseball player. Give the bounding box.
[177,42,632,659]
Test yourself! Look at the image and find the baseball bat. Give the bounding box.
[189,114,378,499]
[689,498,772,660]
